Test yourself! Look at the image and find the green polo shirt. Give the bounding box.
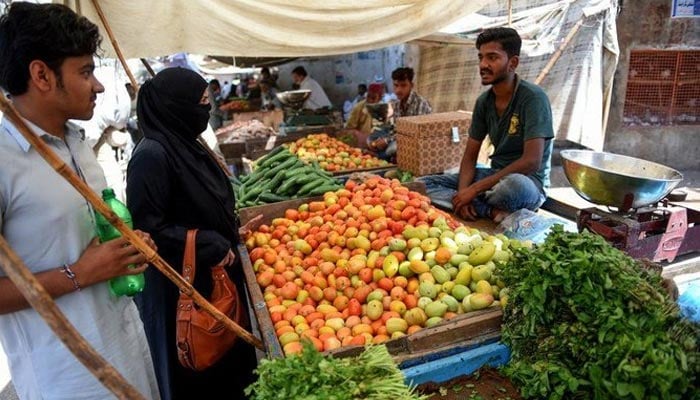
[469,76,554,189]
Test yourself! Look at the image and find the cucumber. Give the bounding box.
[257,149,292,169]
[297,177,329,196]
[259,192,291,203]
[263,156,300,179]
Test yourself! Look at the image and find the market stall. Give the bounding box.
[4,1,696,399]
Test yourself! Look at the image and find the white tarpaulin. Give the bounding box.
[61,0,490,58]
[415,0,619,151]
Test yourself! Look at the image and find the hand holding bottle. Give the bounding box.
[72,229,156,288]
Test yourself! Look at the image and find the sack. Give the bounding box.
[176,229,243,371]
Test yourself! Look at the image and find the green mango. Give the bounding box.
[419,281,437,299]
[388,238,407,252]
[424,300,448,318]
[468,242,496,265]
[450,254,469,266]
[441,295,459,312]
[417,296,433,310]
[454,265,472,286]
[425,316,444,328]
[451,284,471,301]
[431,265,451,284]
[428,227,442,238]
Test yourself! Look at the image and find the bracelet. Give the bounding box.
[60,264,81,292]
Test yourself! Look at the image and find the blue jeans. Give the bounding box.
[418,168,546,218]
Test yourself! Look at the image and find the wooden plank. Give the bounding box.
[238,244,284,359]
[394,331,502,366]
[330,164,397,177]
[407,308,502,352]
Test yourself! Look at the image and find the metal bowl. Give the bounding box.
[365,102,389,121]
[560,150,683,210]
[276,90,311,108]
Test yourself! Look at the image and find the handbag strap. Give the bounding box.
[182,229,199,285]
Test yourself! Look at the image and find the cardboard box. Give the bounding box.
[395,111,472,176]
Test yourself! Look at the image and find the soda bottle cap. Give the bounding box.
[102,188,116,199]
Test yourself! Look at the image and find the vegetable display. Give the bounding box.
[245,177,522,355]
[287,133,390,172]
[232,146,343,209]
[500,225,700,400]
[245,343,426,400]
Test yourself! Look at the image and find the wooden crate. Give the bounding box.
[238,241,502,361]
[237,181,504,361]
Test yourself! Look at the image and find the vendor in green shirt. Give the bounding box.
[420,27,554,222]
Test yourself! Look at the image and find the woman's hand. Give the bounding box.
[219,249,236,267]
[239,214,263,237]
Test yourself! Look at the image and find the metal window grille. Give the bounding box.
[623,50,700,126]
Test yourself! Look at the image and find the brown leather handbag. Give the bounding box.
[176,229,244,371]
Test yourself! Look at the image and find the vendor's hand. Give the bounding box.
[72,236,149,287]
[239,214,263,238]
[219,249,236,267]
[458,204,478,221]
[452,186,479,214]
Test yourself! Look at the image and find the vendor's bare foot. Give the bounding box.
[491,208,509,224]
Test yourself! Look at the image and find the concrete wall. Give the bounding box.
[605,0,700,170]
[275,45,406,110]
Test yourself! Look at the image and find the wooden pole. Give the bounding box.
[535,19,584,85]
[89,0,138,89]
[507,0,513,26]
[140,58,156,78]
[0,235,145,400]
[0,96,263,350]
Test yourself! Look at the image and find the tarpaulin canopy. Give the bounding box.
[61,0,490,59]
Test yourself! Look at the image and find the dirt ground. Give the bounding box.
[417,367,522,400]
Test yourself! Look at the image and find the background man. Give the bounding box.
[390,67,432,118]
[420,27,554,223]
[291,66,332,110]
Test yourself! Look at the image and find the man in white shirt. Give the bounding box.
[291,66,332,110]
[0,3,160,399]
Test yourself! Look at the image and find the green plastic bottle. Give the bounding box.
[95,188,145,297]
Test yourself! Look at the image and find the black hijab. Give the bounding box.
[137,67,239,237]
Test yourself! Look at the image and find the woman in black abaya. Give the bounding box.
[126,67,256,400]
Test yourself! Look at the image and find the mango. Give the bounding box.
[454,226,469,235]
[279,331,300,347]
[493,250,511,263]
[468,242,496,265]
[475,280,492,295]
[421,238,440,252]
[469,293,494,310]
[366,300,383,320]
[451,284,471,301]
[325,317,345,332]
[366,250,379,268]
[425,300,448,318]
[442,281,456,294]
[447,267,458,280]
[440,231,455,240]
[425,258,437,268]
[454,232,471,246]
[428,227,442,238]
[432,216,449,231]
[391,331,406,340]
[367,289,384,303]
[382,254,399,278]
[457,243,475,255]
[409,259,430,274]
[462,295,474,312]
[407,238,422,249]
[408,247,424,262]
[492,285,500,298]
[450,254,469,267]
[419,272,435,284]
[379,246,391,256]
[417,296,433,310]
[425,317,444,328]
[454,265,472,286]
[398,261,414,277]
[404,307,427,326]
[431,265,451,284]
[419,281,437,299]
[441,295,459,312]
[388,238,407,252]
[471,265,492,282]
[386,318,408,334]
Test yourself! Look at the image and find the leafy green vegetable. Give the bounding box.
[245,343,427,400]
[500,225,700,399]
